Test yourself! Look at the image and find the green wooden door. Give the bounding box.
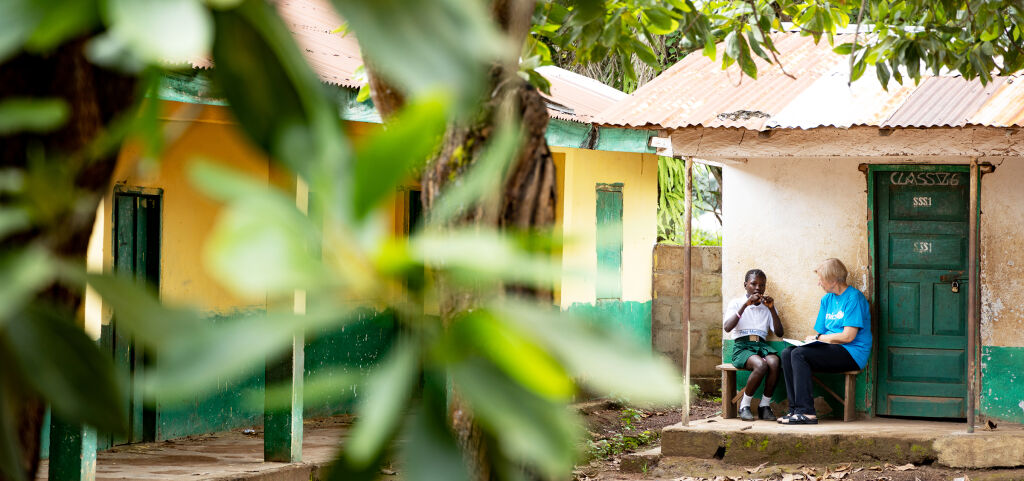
[105,193,160,446]
[875,169,970,418]
[596,183,623,300]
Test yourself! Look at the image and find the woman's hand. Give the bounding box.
[805,334,819,343]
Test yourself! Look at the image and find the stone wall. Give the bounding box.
[652,244,723,383]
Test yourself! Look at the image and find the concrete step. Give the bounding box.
[662,416,1024,469]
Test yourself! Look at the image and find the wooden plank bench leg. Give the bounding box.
[844,373,856,422]
[722,369,737,419]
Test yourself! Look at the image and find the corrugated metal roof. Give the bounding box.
[189,0,625,124]
[595,33,1024,130]
[536,65,626,123]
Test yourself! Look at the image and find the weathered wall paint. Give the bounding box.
[979,158,1024,348]
[546,118,592,149]
[567,301,652,347]
[980,346,1024,423]
[717,155,1024,420]
[552,147,658,307]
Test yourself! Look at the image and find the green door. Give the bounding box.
[104,192,160,446]
[596,183,623,300]
[875,168,970,418]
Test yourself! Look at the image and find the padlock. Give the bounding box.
[952,280,960,293]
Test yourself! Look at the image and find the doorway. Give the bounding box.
[872,167,971,418]
[104,190,161,446]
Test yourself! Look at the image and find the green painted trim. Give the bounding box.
[980,346,1024,424]
[157,72,659,153]
[567,300,652,348]
[546,118,592,149]
[157,70,227,106]
[865,167,878,417]
[336,88,382,124]
[594,127,656,153]
[48,416,96,481]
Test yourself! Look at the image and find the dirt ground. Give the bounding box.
[574,399,1024,481]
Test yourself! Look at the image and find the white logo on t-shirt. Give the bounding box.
[825,310,844,321]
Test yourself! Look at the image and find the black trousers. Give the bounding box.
[780,344,859,415]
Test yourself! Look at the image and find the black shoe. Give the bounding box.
[758,406,776,421]
[739,406,755,421]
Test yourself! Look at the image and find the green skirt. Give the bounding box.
[731,338,778,369]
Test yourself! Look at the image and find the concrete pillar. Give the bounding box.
[48,416,96,481]
[264,331,304,462]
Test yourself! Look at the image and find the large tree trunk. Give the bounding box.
[0,39,137,481]
[364,1,554,478]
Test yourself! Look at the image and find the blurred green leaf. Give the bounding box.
[346,341,419,468]
[106,0,212,65]
[24,0,100,53]
[3,305,126,434]
[0,248,55,326]
[0,372,26,481]
[189,162,328,298]
[400,376,470,481]
[261,367,363,411]
[0,98,69,135]
[0,208,30,240]
[495,301,684,405]
[0,0,38,64]
[451,358,582,479]
[211,0,348,187]
[81,271,201,347]
[410,229,561,288]
[329,0,504,111]
[450,310,575,401]
[352,93,448,220]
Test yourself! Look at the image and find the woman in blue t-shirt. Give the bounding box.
[778,258,872,425]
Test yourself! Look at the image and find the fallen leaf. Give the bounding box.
[747,462,769,474]
[883,463,895,469]
[829,472,848,479]
[853,468,863,473]
[835,464,851,472]
[868,466,883,471]
[893,464,915,471]
[782,474,795,481]
[801,467,817,476]
[741,425,753,431]
[380,468,397,475]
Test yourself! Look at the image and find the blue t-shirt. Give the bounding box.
[814,286,872,369]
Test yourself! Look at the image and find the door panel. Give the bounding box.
[875,169,969,418]
[106,193,160,447]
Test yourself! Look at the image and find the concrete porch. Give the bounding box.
[660,416,1024,469]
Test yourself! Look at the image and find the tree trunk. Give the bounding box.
[0,38,137,481]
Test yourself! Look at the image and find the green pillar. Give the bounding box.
[264,331,304,462]
[48,415,96,481]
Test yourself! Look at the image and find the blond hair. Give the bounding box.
[815,258,849,285]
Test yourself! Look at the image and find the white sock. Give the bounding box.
[760,396,772,407]
[740,393,753,408]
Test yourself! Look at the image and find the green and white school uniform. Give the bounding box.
[724,296,778,368]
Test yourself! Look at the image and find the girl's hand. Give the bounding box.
[746,293,762,306]
[762,295,774,309]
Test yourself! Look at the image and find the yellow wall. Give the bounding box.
[104,102,272,314]
[719,156,1024,346]
[551,147,658,307]
[94,101,398,317]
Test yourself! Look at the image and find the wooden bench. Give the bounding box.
[716,363,860,421]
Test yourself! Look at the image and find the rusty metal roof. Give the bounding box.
[595,33,1024,130]
[190,0,624,124]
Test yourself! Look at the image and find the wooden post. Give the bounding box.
[681,156,693,426]
[844,374,856,422]
[966,159,979,433]
[48,416,96,481]
[264,177,307,462]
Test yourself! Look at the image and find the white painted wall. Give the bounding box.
[719,156,1024,346]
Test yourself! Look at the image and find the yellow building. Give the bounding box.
[61,0,662,448]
